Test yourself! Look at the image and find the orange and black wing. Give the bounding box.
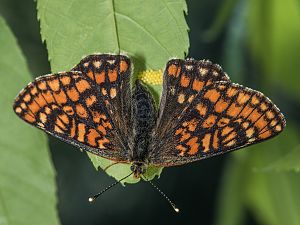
[149,60,286,166]
[154,58,230,141]
[71,54,133,148]
[13,71,130,162]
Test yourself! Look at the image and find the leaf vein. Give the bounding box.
[115,12,171,56]
[111,0,120,53]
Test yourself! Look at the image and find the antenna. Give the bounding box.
[143,176,180,213]
[88,172,133,203]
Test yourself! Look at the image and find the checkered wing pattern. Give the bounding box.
[13,55,132,162]
[154,59,230,140]
[149,61,286,166]
[72,54,133,147]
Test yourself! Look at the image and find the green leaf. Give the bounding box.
[36,0,189,183]
[88,152,163,185]
[37,0,189,73]
[0,17,60,225]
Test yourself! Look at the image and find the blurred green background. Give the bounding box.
[0,0,299,225]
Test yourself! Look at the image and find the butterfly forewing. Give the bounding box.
[72,54,133,149]
[13,71,130,162]
[149,68,286,166]
[155,59,230,140]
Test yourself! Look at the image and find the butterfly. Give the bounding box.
[13,54,286,182]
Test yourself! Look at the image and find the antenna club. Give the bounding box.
[144,177,180,213]
[88,197,95,202]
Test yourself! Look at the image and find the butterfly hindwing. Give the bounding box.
[149,63,286,166]
[13,71,130,162]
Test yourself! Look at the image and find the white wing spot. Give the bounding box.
[93,61,101,68]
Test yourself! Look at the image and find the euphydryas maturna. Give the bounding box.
[13,54,286,211]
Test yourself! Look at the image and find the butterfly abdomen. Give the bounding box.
[131,80,157,162]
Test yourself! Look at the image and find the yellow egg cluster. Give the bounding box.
[138,69,163,85]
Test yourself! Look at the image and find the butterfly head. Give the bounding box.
[130,162,146,178]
